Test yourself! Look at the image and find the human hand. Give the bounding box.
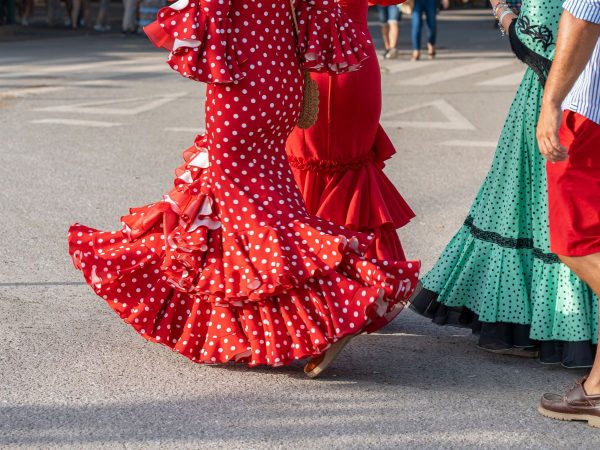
[536,102,569,162]
[441,0,450,9]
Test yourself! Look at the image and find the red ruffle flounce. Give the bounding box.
[296,0,370,74]
[68,135,419,366]
[144,0,247,84]
[288,125,415,260]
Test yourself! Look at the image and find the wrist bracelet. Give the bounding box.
[498,9,514,23]
[492,1,508,16]
[498,10,515,36]
[494,4,509,19]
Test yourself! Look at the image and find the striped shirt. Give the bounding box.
[562,0,600,125]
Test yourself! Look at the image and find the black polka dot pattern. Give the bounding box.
[422,68,598,344]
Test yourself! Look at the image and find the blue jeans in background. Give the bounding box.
[412,0,438,50]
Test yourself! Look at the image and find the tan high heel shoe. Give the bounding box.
[303,335,353,378]
[411,50,421,62]
[427,43,436,59]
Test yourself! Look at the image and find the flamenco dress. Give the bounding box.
[411,0,598,368]
[67,0,420,367]
[286,0,414,261]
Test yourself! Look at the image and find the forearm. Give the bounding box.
[500,12,516,30]
[543,12,600,107]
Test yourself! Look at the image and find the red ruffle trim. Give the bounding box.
[289,125,415,232]
[288,152,376,173]
[68,135,419,366]
[144,0,247,84]
[296,1,370,74]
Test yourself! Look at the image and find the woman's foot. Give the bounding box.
[304,335,353,379]
[94,24,111,32]
[385,48,398,60]
[411,50,421,62]
[427,43,436,59]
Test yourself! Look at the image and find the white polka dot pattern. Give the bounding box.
[144,0,370,83]
[145,0,246,83]
[296,0,370,73]
[68,0,420,367]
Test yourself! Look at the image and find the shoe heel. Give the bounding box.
[304,335,352,379]
[588,416,600,428]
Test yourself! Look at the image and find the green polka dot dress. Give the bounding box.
[411,0,598,368]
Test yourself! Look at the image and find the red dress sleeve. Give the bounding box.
[144,0,247,84]
[295,0,371,74]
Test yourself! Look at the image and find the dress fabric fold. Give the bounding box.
[286,0,415,262]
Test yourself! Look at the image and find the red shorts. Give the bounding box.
[547,110,600,257]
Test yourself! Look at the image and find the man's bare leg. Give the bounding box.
[560,252,600,394]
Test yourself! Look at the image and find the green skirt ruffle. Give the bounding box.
[421,68,598,345]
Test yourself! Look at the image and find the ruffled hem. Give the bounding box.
[68,134,420,366]
[420,223,598,342]
[288,125,415,233]
[296,1,370,74]
[410,285,597,369]
[144,0,247,84]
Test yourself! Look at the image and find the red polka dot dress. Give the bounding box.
[67,0,420,367]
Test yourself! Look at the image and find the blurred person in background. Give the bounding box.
[63,0,73,26]
[70,0,91,28]
[94,0,111,31]
[411,0,449,60]
[46,0,63,26]
[375,1,403,59]
[0,0,16,24]
[137,0,164,32]
[122,0,138,33]
[17,0,33,25]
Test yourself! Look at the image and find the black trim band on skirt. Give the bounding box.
[464,216,560,264]
[508,19,553,87]
[410,285,596,369]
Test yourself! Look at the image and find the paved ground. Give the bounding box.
[1,9,598,449]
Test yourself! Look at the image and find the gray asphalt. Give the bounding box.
[1,10,598,449]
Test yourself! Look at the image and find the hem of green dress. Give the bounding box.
[421,224,598,342]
